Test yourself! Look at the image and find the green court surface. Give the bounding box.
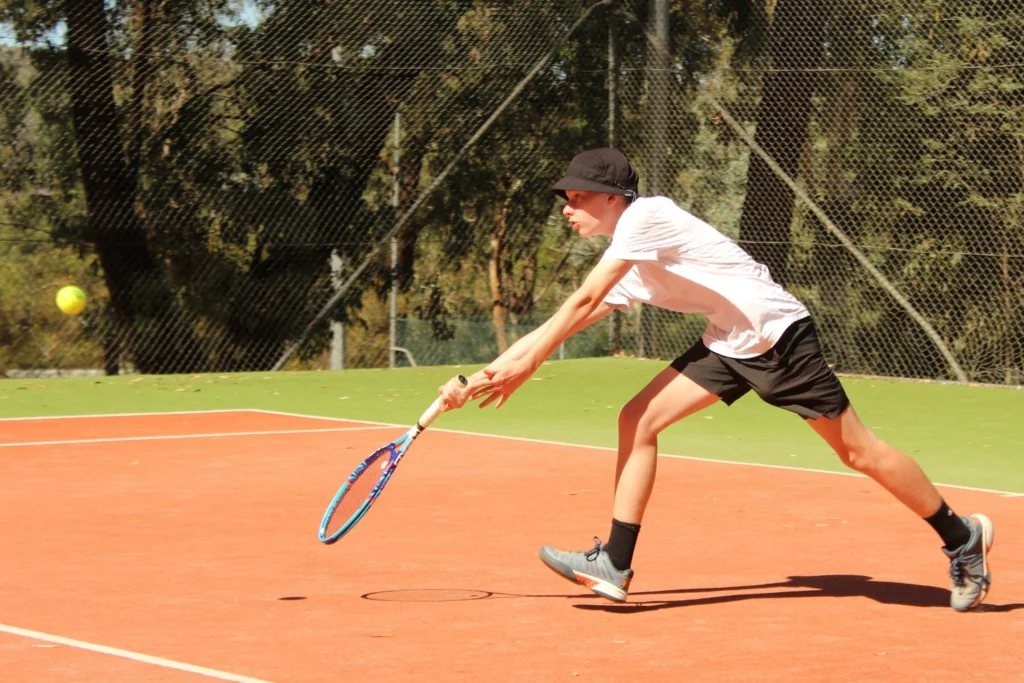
[2,357,1022,493]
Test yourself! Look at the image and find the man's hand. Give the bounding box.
[438,374,471,410]
[471,357,538,409]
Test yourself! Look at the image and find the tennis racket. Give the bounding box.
[318,375,467,544]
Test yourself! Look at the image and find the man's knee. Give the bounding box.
[618,396,657,437]
[618,398,642,432]
[836,433,884,473]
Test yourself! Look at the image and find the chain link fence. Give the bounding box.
[2,0,1022,384]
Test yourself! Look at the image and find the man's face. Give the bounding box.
[562,190,621,238]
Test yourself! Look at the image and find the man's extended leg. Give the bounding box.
[806,405,994,611]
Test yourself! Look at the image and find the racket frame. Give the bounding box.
[317,376,466,544]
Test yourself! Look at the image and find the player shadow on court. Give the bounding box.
[571,575,1024,614]
[360,577,1023,612]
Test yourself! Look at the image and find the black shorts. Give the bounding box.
[669,317,850,420]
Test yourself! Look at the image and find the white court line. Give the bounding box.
[0,425,392,448]
[0,408,255,422]
[6,407,1019,497]
[0,623,273,683]
[249,409,1024,498]
[247,409,353,424]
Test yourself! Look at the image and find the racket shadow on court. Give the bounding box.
[570,575,1024,614]
[362,589,604,602]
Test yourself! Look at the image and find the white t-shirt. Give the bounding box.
[602,197,809,359]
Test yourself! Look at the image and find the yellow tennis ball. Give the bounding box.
[56,285,87,316]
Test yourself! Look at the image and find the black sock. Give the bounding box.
[925,500,971,550]
[604,518,641,571]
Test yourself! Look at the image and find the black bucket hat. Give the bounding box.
[552,148,639,202]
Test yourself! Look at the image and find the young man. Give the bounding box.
[440,147,994,612]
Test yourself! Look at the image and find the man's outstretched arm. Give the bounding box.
[471,258,633,407]
[439,294,619,409]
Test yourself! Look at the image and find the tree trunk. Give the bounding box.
[65,0,202,373]
[127,0,157,173]
[510,248,537,322]
[488,185,520,354]
[812,78,857,315]
[736,0,827,287]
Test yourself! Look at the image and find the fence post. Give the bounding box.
[635,0,671,359]
[389,110,401,369]
[647,0,670,194]
[330,251,346,370]
[608,1,622,356]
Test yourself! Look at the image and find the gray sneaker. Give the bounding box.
[538,537,633,603]
[944,514,994,612]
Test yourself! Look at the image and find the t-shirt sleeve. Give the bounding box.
[601,266,642,311]
[602,201,662,262]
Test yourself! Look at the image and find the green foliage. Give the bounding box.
[790,0,1024,382]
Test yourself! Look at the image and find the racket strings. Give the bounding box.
[323,444,396,538]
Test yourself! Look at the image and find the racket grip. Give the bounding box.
[417,374,468,430]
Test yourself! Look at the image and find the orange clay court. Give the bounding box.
[1,409,1022,682]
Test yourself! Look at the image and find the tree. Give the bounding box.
[63,0,208,373]
[379,0,608,353]
[876,0,1024,382]
[736,0,828,287]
